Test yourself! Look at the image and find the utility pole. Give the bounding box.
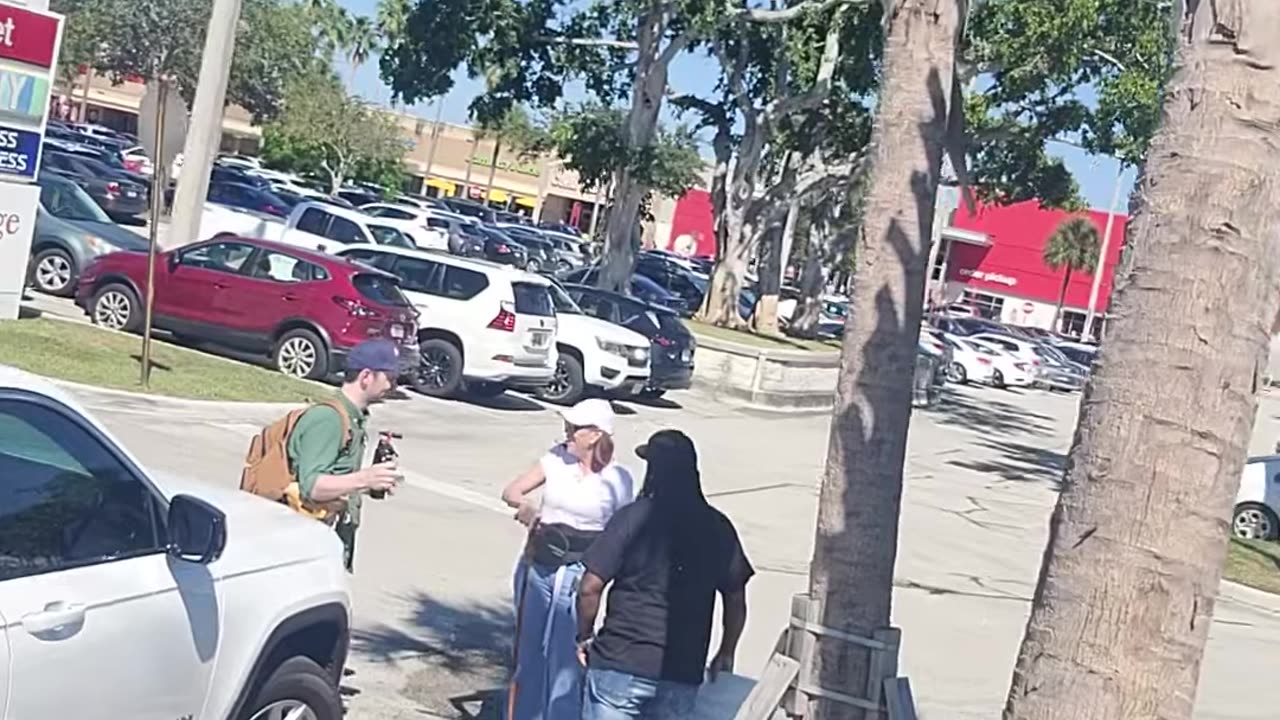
[1083,162,1125,341]
[423,99,444,177]
[166,0,244,249]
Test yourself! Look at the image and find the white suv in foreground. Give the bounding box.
[0,366,352,719]
[539,281,651,405]
[336,245,558,397]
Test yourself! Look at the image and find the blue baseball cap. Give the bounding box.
[347,339,400,373]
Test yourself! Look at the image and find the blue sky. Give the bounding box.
[336,0,1135,212]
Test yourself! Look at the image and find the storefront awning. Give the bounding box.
[424,177,456,194]
[488,189,510,203]
[515,196,536,209]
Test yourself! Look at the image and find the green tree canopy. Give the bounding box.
[261,72,408,191]
[51,0,330,122]
[546,105,703,198]
[964,0,1176,207]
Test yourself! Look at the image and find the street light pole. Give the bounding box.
[1083,162,1125,341]
[166,0,244,249]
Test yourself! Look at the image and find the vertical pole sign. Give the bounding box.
[0,0,63,320]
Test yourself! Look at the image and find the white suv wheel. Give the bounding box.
[250,700,318,720]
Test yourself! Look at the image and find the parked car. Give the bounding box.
[560,267,690,315]
[0,365,353,719]
[475,226,529,268]
[1235,455,1280,540]
[27,174,149,296]
[494,225,558,272]
[211,165,273,190]
[334,245,558,398]
[563,282,695,398]
[635,253,707,310]
[40,151,149,220]
[940,334,999,385]
[1032,343,1088,392]
[208,181,293,218]
[967,337,1036,388]
[538,231,589,273]
[969,333,1046,377]
[526,282,651,404]
[76,237,421,380]
[441,197,497,224]
[335,188,381,208]
[202,201,413,253]
[359,203,450,251]
[539,221,581,237]
[120,145,154,176]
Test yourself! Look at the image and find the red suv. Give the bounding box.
[75,237,421,380]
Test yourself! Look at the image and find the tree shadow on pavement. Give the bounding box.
[352,592,513,719]
[923,388,1056,437]
[946,437,1067,489]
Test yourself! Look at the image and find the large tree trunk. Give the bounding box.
[1004,4,1280,719]
[599,5,675,292]
[753,196,799,335]
[805,1,963,718]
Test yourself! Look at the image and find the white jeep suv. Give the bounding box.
[335,245,558,398]
[538,281,651,405]
[0,366,352,719]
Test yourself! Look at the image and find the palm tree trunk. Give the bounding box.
[806,1,964,718]
[482,138,502,210]
[1004,3,1280,718]
[1052,267,1072,333]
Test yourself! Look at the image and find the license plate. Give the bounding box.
[126,191,137,198]
[531,330,549,347]
[389,324,405,339]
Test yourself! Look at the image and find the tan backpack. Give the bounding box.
[240,400,352,524]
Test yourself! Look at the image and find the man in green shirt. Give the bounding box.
[288,339,401,572]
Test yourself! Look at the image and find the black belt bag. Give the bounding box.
[528,523,600,567]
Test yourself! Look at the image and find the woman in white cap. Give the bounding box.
[501,398,634,720]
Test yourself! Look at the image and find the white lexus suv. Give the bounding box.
[0,366,352,720]
[335,245,558,398]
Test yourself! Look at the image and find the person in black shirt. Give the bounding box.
[576,429,754,719]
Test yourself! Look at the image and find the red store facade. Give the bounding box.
[928,200,1128,339]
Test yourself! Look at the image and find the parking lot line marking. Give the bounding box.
[400,469,511,516]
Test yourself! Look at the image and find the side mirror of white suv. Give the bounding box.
[167,495,228,564]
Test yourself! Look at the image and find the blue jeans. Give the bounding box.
[508,561,584,720]
[583,668,699,720]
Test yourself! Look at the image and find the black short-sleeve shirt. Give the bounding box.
[583,497,754,684]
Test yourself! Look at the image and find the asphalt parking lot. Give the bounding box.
[49,346,1280,720]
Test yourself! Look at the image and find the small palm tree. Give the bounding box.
[376,0,409,43]
[346,16,380,87]
[1043,216,1101,333]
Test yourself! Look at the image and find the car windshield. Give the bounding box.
[547,283,582,315]
[353,273,412,306]
[39,178,112,222]
[368,225,413,248]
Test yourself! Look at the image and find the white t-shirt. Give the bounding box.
[538,444,635,531]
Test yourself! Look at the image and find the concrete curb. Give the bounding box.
[1220,579,1280,616]
[51,376,308,413]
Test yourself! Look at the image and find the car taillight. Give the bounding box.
[264,204,282,216]
[105,182,120,196]
[654,335,674,347]
[333,296,380,318]
[496,243,511,254]
[488,301,516,332]
[977,357,992,365]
